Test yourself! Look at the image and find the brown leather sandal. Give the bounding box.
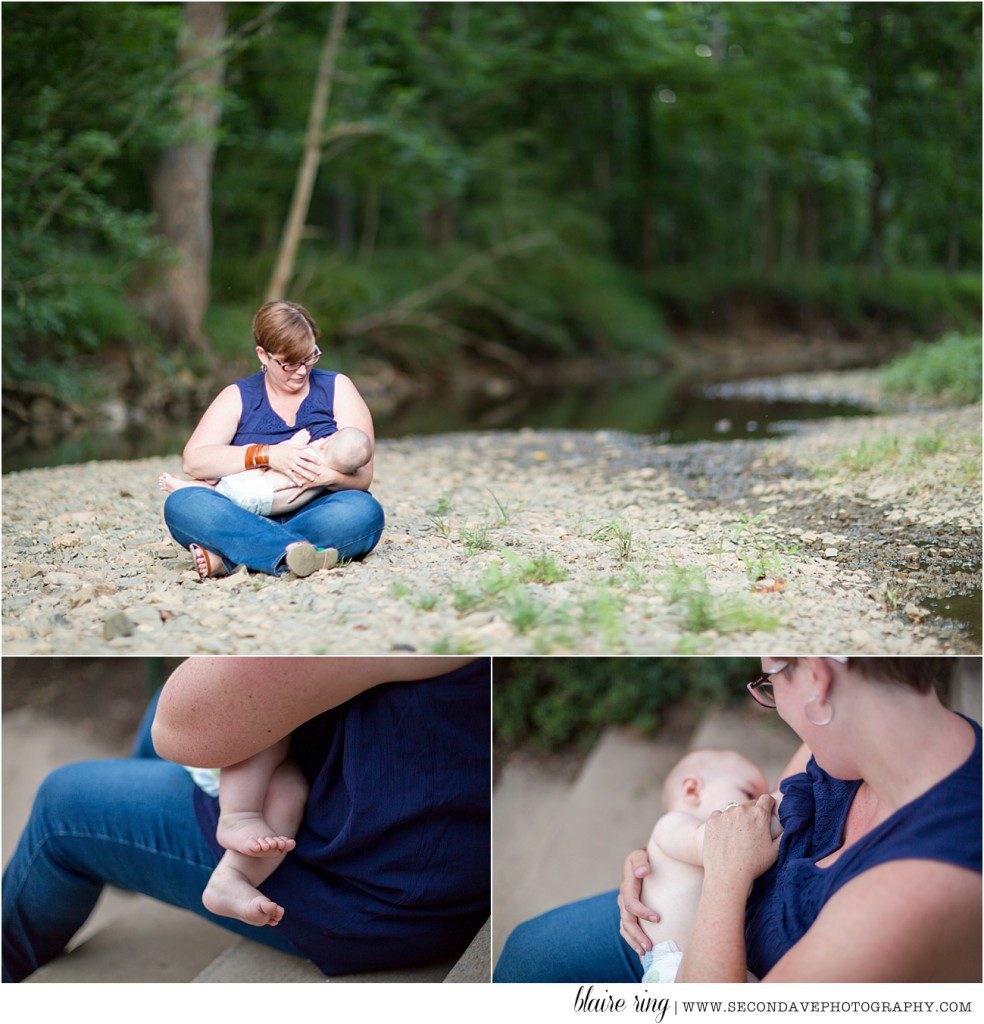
[190,543,229,580]
[285,543,339,577]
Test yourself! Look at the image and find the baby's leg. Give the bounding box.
[158,473,216,494]
[215,735,298,857]
[202,757,309,927]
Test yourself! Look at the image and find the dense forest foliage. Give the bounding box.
[3,1,981,402]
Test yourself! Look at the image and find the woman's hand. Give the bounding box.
[618,849,660,955]
[701,794,780,890]
[267,440,323,486]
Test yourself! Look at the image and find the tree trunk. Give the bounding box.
[358,180,382,264]
[757,165,776,273]
[146,2,227,354]
[265,2,349,302]
[799,178,819,265]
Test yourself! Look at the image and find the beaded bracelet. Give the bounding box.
[244,443,270,470]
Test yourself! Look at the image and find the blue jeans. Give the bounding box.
[2,695,299,983]
[164,487,385,575]
[493,892,643,983]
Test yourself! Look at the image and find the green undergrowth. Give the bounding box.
[880,333,982,406]
[661,566,783,649]
[813,428,980,479]
[646,266,980,337]
[494,656,759,751]
[714,513,802,585]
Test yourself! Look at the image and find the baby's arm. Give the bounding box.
[650,811,707,867]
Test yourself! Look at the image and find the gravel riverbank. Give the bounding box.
[3,399,979,656]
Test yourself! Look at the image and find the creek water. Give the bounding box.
[2,374,869,473]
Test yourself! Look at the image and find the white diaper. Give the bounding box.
[640,941,759,984]
[216,469,275,516]
[185,765,220,797]
[641,941,683,983]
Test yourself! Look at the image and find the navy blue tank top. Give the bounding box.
[230,368,338,445]
[745,714,982,978]
[193,660,490,976]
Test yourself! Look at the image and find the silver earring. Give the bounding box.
[805,694,833,726]
[261,364,267,373]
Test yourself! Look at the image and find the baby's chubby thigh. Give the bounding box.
[215,470,276,516]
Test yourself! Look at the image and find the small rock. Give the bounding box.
[904,602,928,621]
[902,546,921,567]
[103,610,135,640]
[216,566,250,588]
[70,587,95,608]
[52,533,81,549]
[44,571,81,587]
[849,628,872,648]
[823,547,839,558]
[19,564,42,579]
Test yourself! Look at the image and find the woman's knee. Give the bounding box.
[31,763,93,833]
[337,489,385,528]
[302,490,384,556]
[493,916,553,982]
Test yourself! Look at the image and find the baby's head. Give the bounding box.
[662,748,769,822]
[328,427,373,474]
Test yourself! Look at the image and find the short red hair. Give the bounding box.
[252,300,320,362]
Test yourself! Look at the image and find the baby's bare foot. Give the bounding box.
[159,472,195,494]
[202,863,285,927]
[216,811,297,858]
[289,428,311,447]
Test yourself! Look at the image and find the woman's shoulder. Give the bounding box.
[233,370,265,393]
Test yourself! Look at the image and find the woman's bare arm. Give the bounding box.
[152,656,476,767]
[765,860,981,981]
[181,385,323,486]
[676,796,779,982]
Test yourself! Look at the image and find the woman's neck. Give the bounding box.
[849,693,974,819]
[264,373,309,407]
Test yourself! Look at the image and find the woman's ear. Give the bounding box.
[681,774,702,806]
[255,345,268,367]
[803,657,834,701]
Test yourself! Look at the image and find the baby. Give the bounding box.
[638,748,781,984]
[159,426,373,517]
[188,734,309,927]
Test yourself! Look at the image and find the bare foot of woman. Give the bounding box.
[158,472,204,494]
[202,863,285,927]
[189,543,228,580]
[216,811,297,857]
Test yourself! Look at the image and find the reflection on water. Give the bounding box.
[3,374,870,474]
[920,590,983,648]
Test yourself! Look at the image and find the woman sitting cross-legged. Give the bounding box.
[160,299,384,579]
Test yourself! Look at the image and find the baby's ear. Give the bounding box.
[681,774,701,806]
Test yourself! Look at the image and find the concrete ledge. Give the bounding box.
[192,941,324,983]
[193,937,464,983]
[444,919,490,982]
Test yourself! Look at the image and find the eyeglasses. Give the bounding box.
[266,347,322,374]
[746,662,788,708]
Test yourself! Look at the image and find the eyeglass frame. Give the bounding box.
[264,347,322,374]
[746,656,849,709]
[746,661,788,709]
